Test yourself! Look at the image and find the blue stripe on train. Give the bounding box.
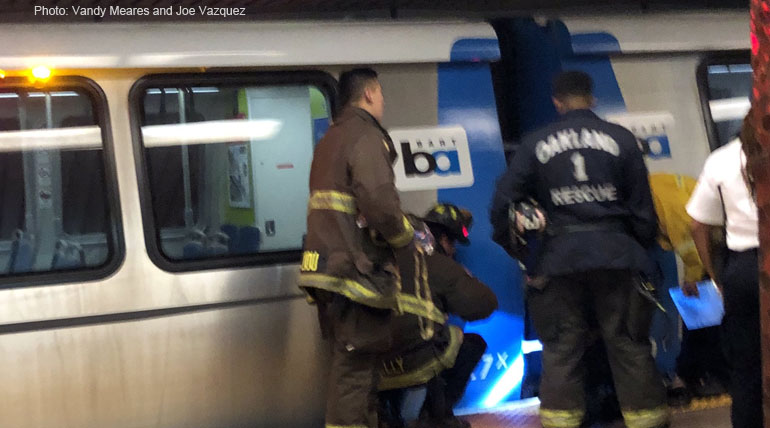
[439,25,679,411]
[439,39,524,409]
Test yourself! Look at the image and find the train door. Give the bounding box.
[435,43,528,410]
[244,86,314,251]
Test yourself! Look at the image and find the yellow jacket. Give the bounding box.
[649,173,705,283]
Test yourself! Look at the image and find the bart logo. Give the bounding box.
[389,126,474,191]
[401,142,461,177]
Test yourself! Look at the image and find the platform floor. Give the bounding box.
[461,395,732,428]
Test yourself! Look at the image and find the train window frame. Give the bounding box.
[696,50,751,151]
[129,71,337,273]
[0,76,125,288]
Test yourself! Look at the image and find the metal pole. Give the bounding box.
[177,89,193,229]
[748,2,770,425]
[17,91,35,235]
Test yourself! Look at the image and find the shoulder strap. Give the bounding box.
[717,185,726,225]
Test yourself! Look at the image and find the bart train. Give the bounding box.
[0,12,752,427]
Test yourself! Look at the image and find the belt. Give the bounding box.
[546,220,627,237]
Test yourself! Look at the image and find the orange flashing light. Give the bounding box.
[31,66,52,80]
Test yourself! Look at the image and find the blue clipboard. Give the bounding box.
[668,279,725,330]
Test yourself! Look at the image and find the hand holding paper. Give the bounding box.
[669,279,725,330]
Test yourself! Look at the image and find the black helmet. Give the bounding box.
[423,203,473,245]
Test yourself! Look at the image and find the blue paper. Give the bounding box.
[668,279,725,330]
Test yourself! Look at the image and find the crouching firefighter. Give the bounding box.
[378,211,498,428]
[490,71,669,428]
[298,68,416,428]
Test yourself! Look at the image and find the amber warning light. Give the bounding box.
[31,66,52,80]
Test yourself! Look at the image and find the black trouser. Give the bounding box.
[584,336,622,424]
[421,333,488,420]
[323,298,392,428]
[676,325,729,389]
[528,270,667,428]
[721,249,763,428]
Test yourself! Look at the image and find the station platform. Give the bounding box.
[460,395,732,428]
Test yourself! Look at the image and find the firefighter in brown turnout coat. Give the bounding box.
[298,68,416,428]
[378,207,498,428]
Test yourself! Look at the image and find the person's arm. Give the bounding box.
[490,142,537,252]
[622,138,657,247]
[431,254,498,321]
[685,155,725,295]
[349,132,413,248]
[687,219,721,296]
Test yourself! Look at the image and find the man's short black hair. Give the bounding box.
[338,67,379,108]
[552,70,593,100]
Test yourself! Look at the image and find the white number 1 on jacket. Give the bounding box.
[571,152,589,182]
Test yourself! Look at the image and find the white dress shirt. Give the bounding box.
[686,138,759,251]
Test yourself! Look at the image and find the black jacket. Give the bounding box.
[490,109,657,277]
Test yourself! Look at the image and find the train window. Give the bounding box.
[131,73,335,271]
[698,57,752,149]
[0,80,122,284]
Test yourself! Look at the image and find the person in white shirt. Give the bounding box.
[686,114,761,428]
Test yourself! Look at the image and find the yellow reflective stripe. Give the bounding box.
[396,293,446,325]
[301,251,320,272]
[298,272,395,309]
[540,408,584,428]
[674,240,696,254]
[308,190,357,214]
[622,406,670,428]
[436,326,463,371]
[379,326,463,390]
[387,215,414,248]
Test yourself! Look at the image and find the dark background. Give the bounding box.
[0,0,749,23]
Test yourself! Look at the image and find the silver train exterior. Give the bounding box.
[0,21,495,428]
[0,12,752,428]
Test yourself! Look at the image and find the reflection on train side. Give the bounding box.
[137,84,330,263]
[0,88,116,277]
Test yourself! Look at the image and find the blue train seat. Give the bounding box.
[220,224,240,252]
[235,226,260,254]
[182,229,207,260]
[206,232,230,256]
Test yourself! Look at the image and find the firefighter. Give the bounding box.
[422,203,473,258]
[490,71,668,428]
[379,208,498,428]
[299,68,416,428]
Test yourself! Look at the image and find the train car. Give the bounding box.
[0,11,752,428]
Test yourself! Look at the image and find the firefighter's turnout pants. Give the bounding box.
[528,269,668,428]
[323,297,392,428]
